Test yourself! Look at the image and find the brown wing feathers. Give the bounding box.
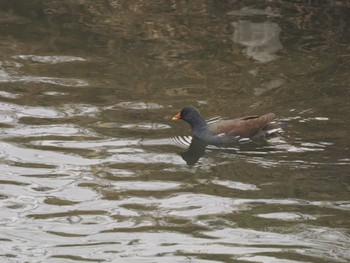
[208,113,275,138]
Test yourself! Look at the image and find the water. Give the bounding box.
[0,1,349,262]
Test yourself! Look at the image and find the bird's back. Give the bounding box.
[208,113,276,139]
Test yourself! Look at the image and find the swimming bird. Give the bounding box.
[172,106,285,144]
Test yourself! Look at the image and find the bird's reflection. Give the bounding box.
[179,136,252,165]
[180,137,208,165]
[179,135,284,165]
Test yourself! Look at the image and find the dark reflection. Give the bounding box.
[180,137,208,165]
[179,136,243,165]
[180,135,287,165]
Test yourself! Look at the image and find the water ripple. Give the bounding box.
[13,55,86,64]
[0,59,88,87]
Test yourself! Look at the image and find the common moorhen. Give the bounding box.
[172,106,285,144]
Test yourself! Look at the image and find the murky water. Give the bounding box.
[0,1,349,262]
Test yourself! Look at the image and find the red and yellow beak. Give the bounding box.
[172,112,181,120]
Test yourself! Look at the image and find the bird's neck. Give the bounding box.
[190,115,207,132]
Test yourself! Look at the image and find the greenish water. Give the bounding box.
[0,1,349,262]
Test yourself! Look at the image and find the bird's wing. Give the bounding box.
[208,113,275,138]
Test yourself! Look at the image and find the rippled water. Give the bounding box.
[0,1,349,262]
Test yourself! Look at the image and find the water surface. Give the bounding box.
[0,1,349,262]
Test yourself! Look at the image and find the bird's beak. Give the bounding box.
[172,112,181,120]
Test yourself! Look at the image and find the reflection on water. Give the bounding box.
[232,21,282,63]
[0,1,349,263]
[229,6,282,62]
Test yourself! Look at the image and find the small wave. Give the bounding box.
[13,55,86,64]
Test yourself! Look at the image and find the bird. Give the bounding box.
[172,106,285,144]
